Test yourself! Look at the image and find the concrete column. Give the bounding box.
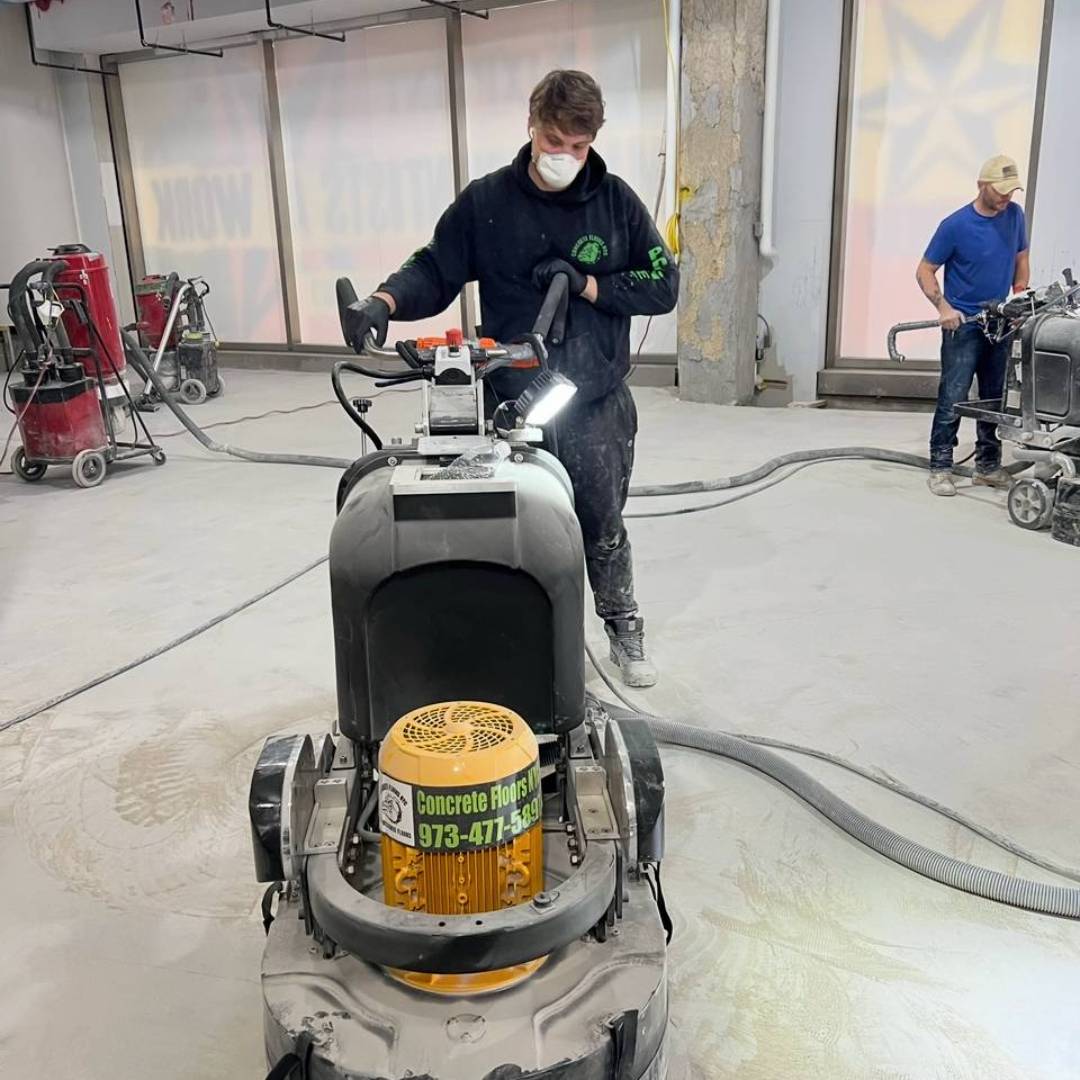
[677,0,767,405]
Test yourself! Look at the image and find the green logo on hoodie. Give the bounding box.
[571,234,609,265]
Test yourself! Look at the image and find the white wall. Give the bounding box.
[0,4,79,310]
[1029,1,1080,289]
[757,0,844,402]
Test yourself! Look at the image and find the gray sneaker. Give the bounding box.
[928,471,957,497]
[973,466,1012,490]
[605,616,658,688]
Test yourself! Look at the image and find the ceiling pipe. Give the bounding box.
[134,0,223,57]
[24,4,118,76]
[264,0,345,42]
[420,0,488,19]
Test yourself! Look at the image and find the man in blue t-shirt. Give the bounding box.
[916,154,1030,496]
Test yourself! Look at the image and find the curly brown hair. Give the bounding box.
[529,70,605,137]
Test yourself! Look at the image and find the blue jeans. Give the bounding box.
[929,323,1008,472]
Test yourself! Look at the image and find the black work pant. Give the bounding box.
[549,382,638,621]
[929,323,1009,471]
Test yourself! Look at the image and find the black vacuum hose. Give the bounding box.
[6,259,54,355]
[123,331,355,470]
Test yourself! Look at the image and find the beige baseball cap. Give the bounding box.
[979,154,1023,195]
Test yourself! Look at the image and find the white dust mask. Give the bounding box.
[531,129,585,191]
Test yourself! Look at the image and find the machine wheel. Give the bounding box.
[207,376,224,398]
[151,448,167,466]
[12,448,47,482]
[1007,477,1055,530]
[179,378,207,405]
[72,449,107,489]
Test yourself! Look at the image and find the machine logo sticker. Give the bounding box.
[571,234,609,265]
[379,776,416,846]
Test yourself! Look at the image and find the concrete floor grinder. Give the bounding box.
[249,274,671,1079]
[889,270,1080,544]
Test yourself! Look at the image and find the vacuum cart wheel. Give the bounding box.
[180,378,207,405]
[72,449,107,489]
[151,448,167,466]
[12,448,47,482]
[207,376,224,398]
[1007,477,1055,531]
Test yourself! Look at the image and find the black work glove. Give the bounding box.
[532,257,587,297]
[341,295,391,353]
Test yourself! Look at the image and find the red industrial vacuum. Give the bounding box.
[4,245,164,487]
[134,271,222,408]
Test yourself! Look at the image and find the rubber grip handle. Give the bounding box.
[335,277,360,347]
[531,272,570,346]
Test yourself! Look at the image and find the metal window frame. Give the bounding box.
[445,11,476,334]
[1024,0,1055,237]
[824,0,1056,375]
[102,61,146,298]
[261,38,302,345]
[104,1,556,351]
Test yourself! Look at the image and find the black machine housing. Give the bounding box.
[1025,314,1080,425]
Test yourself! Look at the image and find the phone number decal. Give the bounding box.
[401,762,543,853]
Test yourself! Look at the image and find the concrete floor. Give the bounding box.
[1,369,1078,1079]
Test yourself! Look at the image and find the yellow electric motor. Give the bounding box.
[377,700,545,994]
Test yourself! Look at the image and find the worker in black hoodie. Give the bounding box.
[341,69,679,687]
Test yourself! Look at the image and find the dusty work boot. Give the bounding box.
[605,616,658,688]
[973,466,1012,490]
[927,471,957,497]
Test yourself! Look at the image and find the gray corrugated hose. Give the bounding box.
[628,447,1024,498]
[634,710,1080,919]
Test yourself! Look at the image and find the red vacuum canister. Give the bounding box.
[11,371,107,463]
[47,244,127,383]
[135,273,180,351]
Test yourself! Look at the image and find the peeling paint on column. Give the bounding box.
[677,0,767,405]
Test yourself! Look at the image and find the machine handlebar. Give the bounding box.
[886,270,1080,362]
[334,272,572,369]
[886,317,964,363]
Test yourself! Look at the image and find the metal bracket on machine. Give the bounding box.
[569,762,620,842]
[302,776,349,855]
[249,732,334,883]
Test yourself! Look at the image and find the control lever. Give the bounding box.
[351,397,373,455]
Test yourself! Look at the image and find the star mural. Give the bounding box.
[839,0,1044,359]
